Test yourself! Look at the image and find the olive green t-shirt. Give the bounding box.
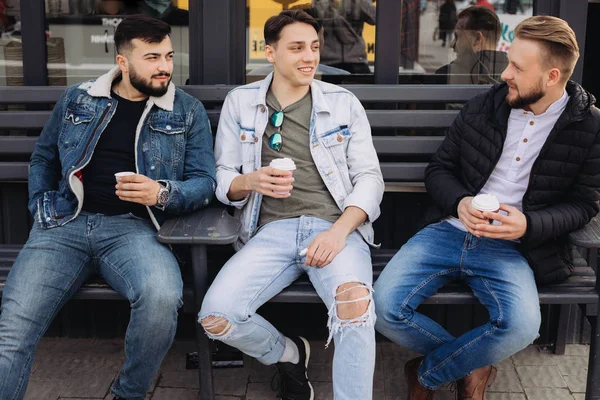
[258,89,342,228]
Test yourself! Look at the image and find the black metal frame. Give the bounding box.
[15,0,589,86]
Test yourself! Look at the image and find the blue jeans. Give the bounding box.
[200,216,376,400]
[0,213,183,400]
[373,222,541,390]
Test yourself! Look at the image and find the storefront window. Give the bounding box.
[0,0,23,86]
[44,0,189,86]
[246,0,377,83]
[406,0,534,84]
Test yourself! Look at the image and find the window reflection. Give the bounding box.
[435,5,507,84]
[1,0,23,86]
[44,0,189,85]
[246,0,377,83]
[313,0,376,74]
[414,0,533,84]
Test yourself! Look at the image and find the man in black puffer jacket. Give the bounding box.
[374,16,600,400]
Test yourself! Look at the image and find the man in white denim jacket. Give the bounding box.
[200,9,383,400]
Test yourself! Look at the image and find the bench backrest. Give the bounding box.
[0,85,490,187]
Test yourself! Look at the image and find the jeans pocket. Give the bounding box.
[116,212,148,221]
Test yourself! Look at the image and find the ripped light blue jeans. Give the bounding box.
[199,216,376,400]
[374,221,541,390]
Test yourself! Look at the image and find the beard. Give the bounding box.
[129,64,171,97]
[506,79,545,109]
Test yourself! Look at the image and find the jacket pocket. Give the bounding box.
[37,190,76,228]
[319,126,351,166]
[59,108,96,150]
[240,128,257,168]
[149,118,186,168]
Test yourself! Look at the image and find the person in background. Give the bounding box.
[439,0,457,47]
[436,6,508,84]
[313,0,376,73]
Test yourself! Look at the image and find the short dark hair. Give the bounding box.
[264,10,320,46]
[457,6,502,46]
[114,14,171,55]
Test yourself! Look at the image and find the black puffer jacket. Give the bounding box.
[423,81,600,284]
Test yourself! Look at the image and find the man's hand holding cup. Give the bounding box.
[460,194,527,240]
[245,158,296,198]
[457,195,489,235]
[115,172,161,206]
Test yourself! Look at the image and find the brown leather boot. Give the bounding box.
[405,357,435,400]
[456,365,497,400]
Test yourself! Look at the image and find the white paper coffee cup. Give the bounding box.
[269,158,296,195]
[114,171,136,182]
[471,194,500,224]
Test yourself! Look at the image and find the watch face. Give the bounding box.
[159,188,169,205]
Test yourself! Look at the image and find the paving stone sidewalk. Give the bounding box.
[23,337,589,400]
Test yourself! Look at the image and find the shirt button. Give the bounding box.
[254,136,259,143]
[241,134,246,141]
[337,135,343,142]
[75,117,80,122]
[516,157,521,162]
[529,121,534,126]
[260,105,266,113]
[150,165,155,170]
[107,103,112,107]
[166,125,172,130]
[523,138,528,143]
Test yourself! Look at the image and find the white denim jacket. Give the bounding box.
[214,74,384,249]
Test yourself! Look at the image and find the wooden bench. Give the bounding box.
[2,85,600,400]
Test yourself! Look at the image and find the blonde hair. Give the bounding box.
[514,16,579,82]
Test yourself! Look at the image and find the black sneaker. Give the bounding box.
[271,336,314,400]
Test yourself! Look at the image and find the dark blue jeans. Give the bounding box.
[0,212,183,400]
[374,222,541,390]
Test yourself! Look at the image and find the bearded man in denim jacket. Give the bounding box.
[199,10,384,400]
[0,15,215,400]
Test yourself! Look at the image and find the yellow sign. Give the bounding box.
[248,0,376,62]
[174,0,189,10]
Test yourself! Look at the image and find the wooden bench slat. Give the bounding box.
[367,110,458,128]
[373,136,443,154]
[0,110,222,130]
[0,110,458,130]
[0,161,428,183]
[0,136,37,155]
[0,136,443,157]
[0,162,29,180]
[0,85,490,104]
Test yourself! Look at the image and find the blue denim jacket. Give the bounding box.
[214,74,384,248]
[29,67,216,230]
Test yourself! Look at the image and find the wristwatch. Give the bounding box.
[156,181,170,209]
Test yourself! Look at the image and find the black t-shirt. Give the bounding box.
[81,91,148,217]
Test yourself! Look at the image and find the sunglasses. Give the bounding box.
[268,110,284,151]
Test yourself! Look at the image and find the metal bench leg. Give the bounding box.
[586,314,600,400]
[554,304,572,355]
[191,244,214,400]
[585,262,600,400]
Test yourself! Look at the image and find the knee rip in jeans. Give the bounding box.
[200,314,234,340]
[326,281,375,347]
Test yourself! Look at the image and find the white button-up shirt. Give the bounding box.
[447,90,569,232]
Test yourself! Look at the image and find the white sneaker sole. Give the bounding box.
[298,336,314,400]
